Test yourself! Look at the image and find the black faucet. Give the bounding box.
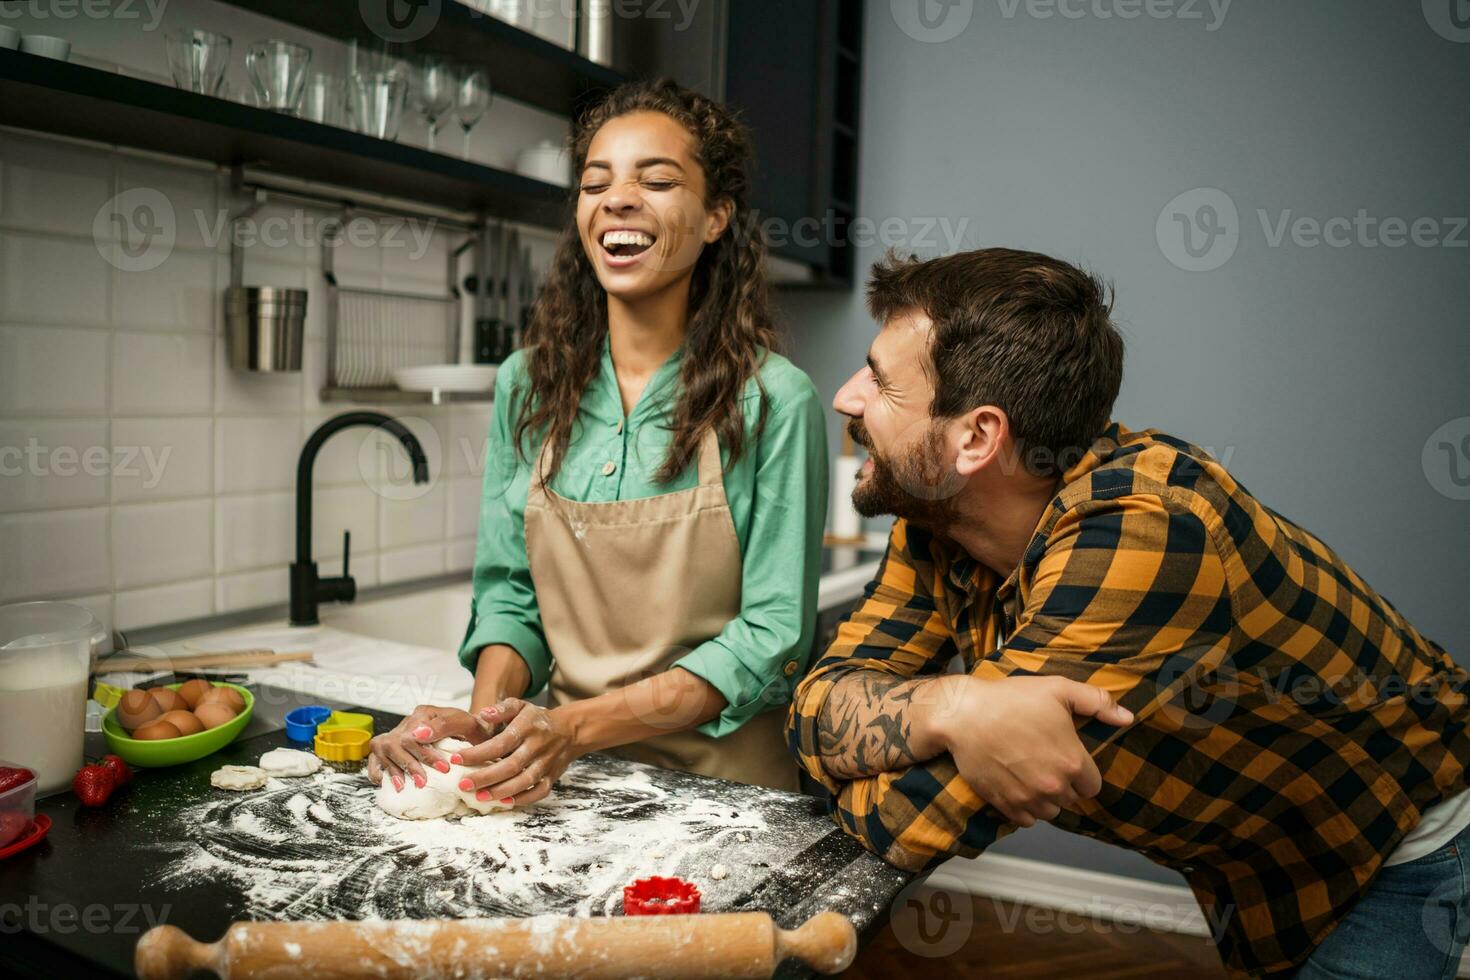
[290,411,430,626]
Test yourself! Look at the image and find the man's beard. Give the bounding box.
[847,418,964,533]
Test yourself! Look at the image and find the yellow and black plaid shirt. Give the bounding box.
[788,423,1469,977]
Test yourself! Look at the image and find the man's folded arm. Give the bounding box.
[788,520,987,791]
[794,496,1235,871]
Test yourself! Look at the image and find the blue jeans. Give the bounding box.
[1296,822,1470,979]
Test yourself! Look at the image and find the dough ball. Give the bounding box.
[373,736,513,820]
[210,765,267,791]
[259,748,321,777]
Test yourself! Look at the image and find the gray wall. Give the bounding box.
[778,0,1470,884]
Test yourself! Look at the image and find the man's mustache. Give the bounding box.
[846,417,873,452]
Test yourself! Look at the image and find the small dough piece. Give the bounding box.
[710,864,729,881]
[373,736,514,820]
[211,765,268,791]
[259,748,322,777]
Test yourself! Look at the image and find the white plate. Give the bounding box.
[392,364,497,397]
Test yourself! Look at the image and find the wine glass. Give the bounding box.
[414,56,457,152]
[453,67,492,159]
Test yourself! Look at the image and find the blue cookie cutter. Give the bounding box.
[284,705,334,744]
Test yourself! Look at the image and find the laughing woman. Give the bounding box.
[367,79,828,802]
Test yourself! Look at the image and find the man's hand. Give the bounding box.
[917,674,1133,828]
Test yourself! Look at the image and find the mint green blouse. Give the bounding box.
[458,339,829,737]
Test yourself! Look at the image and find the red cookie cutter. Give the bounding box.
[622,876,701,915]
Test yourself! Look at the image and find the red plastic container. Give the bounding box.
[0,761,37,850]
[623,876,702,915]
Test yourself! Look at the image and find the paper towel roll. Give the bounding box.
[829,454,863,541]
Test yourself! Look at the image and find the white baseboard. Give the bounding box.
[931,853,1470,977]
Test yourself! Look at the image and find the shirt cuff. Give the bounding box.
[784,666,852,795]
[458,613,551,698]
[674,640,796,738]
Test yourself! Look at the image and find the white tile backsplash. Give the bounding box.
[0,133,501,632]
[0,230,112,327]
[0,507,111,601]
[215,492,294,574]
[0,134,115,237]
[110,417,212,501]
[113,247,217,332]
[0,325,109,416]
[0,419,111,511]
[216,416,300,494]
[112,498,213,590]
[114,578,214,632]
[113,331,213,414]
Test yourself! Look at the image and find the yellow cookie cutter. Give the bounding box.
[314,727,371,762]
[317,710,374,736]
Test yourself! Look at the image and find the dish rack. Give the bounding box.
[321,216,462,399]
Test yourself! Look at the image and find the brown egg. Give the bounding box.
[148,687,188,713]
[158,709,204,736]
[194,703,238,730]
[132,719,184,741]
[197,686,246,713]
[176,678,214,709]
[116,689,163,730]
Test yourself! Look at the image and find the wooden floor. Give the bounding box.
[842,894,1230,979]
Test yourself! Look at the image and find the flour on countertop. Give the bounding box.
[155,758,792,921]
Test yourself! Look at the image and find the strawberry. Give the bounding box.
[99,754,131,788]
[0,766,33,793]
[71,764,114,807]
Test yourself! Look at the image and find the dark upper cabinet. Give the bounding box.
[627,1,864,286]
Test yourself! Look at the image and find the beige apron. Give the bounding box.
[523,427,798,791]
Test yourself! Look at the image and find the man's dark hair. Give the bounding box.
[866,247,1124,476]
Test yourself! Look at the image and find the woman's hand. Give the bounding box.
[366,704,493,791]
[455,699,582,807]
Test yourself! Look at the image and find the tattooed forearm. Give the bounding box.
[816,672,939,780]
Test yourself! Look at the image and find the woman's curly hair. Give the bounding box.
[514,77,778,484]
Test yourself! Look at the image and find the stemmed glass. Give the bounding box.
[414,56,457,152]
[453,67,492,159]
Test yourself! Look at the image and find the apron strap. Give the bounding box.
[694,426,724,488]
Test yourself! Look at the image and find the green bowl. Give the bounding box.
[102,683,254,768]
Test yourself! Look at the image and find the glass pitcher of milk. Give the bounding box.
[0,602,105,794]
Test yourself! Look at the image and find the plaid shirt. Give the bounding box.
[788,423,1470,977]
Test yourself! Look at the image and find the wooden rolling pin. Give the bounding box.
[96,649,312,673]
[134,911,857,980]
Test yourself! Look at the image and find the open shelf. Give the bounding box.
[0,50,572,225]
[221,0,625,117]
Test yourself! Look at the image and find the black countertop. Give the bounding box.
[0,684,913,979]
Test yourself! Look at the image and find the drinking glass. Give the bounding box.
[414,56,458,153]
[164,29,231,96]
[352,70,409,141]
[453,67,491,159]
[245,39,312,114]
[302,72,348,127]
